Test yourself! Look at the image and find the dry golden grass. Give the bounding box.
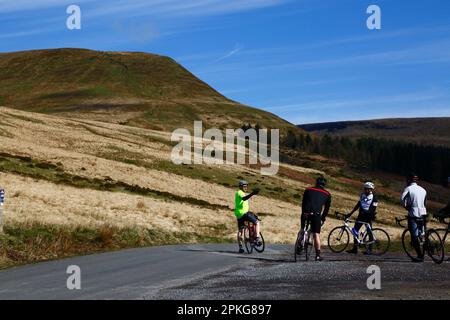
[0,106,405,254]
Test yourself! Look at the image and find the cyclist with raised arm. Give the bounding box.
[401,173,428,262]
[235,180,261,253]
[346,182,378,255]
[299,177,332,261]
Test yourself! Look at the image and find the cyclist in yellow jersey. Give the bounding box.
[235,180,260,253]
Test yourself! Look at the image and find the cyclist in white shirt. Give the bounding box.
[401,173,427,262]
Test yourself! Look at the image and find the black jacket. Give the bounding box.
[301,187,332,219]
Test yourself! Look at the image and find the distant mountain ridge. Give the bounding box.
[299,118,450,147]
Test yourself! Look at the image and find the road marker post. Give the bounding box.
[0,188,4,233]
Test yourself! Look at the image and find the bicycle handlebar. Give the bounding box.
[335,211,351,223]
[335,211,346,219]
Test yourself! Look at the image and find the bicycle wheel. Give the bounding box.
[425,229,444,264]
[254,232,265,253]
[401,229,418,260]
[435,229,449,259]
[364,228,390,255]
[305,232,313,261]
[294,230,305,262]
[243,227,253,254]
[327,226,350,253]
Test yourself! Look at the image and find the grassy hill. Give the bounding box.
[1,106,430,268]
[0,48,297,132]
[299,118,450,147]
[0,49,448,268]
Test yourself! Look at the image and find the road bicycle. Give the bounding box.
[432,212,450,260]
[293,213,315,261]
[243,215,265,254]
[328,211,390,255]
[395,216,444,264]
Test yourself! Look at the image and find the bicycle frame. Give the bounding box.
[396,216,426,240]
[433,217,450,253]
[340,218,377,245]
[245,221,257,242]
[294,215,314,261]
[302,219,312,244]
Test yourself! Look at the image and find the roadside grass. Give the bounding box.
[389,240,406,253]
[0,222,232,269]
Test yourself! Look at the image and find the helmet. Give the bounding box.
[239,180,248,187]
[316,177,327,188]
[407,172,419,183]
[363,182,375,190]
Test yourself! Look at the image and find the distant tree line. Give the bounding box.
[283,130,450,185]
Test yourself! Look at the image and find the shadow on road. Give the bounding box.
[178,247,423,264]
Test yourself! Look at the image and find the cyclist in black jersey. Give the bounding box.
[300,177,332,261]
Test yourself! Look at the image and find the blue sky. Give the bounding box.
[1,0,450,124]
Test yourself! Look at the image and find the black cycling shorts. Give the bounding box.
[237,212,258,230]
[302,213,322,234]
[356,211,375,224]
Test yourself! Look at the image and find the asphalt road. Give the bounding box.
[0,244,449,300]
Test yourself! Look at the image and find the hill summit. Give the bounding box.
[0,48,296,132]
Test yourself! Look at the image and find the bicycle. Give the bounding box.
[243,215,265,254]
[395,216,444,264]
[328,212,390,255]
[293,213,315,262]
[432,212,450,260]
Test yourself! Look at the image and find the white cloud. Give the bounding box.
[267,91,444,113]
[213,43,243,63]
[0,0,93,13]
[0,0,289,16]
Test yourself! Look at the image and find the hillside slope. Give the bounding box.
[0,107,416,268]
[0,48,297,132]
[299,118,450,147]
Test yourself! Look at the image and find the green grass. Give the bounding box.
[40,87,112,100]
[0,222,233,269]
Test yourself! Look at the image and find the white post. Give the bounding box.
[0,188,4,233]
[0,204,3,233]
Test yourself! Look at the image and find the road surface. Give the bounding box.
[0,244,449,300]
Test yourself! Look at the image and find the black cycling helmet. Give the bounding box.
[316,176,327,188]
[407,172,419,183]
